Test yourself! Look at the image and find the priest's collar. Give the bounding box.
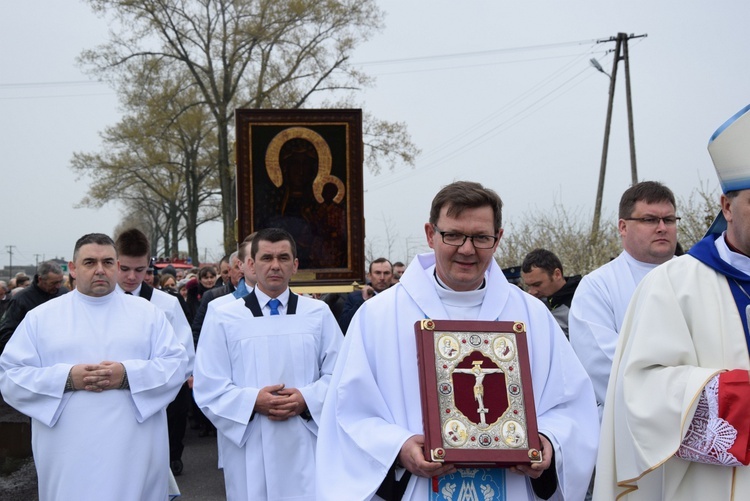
[431,267,487,306]
[253,286,291,309]
[433,268,486,291]
[716,232,750,277]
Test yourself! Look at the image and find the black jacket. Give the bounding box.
[190,282,236,347]
[546,275,582,311]
[0,278,68,354]
[545,275,582,338]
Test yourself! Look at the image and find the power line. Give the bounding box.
[0,92,114,101]
[354,39,600,66]
[420,48,597,162]
[362,52,605,78]
[366,45,614,193]
[0,80,105,89]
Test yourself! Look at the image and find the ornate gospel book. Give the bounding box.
[415,319,543,467]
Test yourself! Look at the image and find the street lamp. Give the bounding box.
[589,58,611,79]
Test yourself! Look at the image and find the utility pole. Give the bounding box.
[6,245,15,279]
[590,32,647,245]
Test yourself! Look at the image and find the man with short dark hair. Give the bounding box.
[194,228,342,500]
[13,275,30,291]
[215,254,231,288]
[0,261,68,354]
[521,249,581,337]
[0,233,188,500]
[337,257,393,333]
[115,228,195,476]
[316,181,597,500]
[392,261,406,284]
[569,180,678,420]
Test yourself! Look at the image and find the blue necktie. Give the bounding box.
[268,298,281,316]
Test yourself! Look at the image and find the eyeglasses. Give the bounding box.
[434,227,499,249]
[623,216,681,226]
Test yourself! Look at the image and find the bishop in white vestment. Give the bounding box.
[595,104,750,499]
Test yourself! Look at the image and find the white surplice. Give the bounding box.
[568,250,660,419]
[595,241,750,499]
[0,290,188,501]
[193,290,342,500]
[196,290,241,470]
[117,283,195,377]
[316,252,599,501]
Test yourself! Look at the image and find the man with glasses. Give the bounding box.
[569,181,678,422]
[317,181,597,500]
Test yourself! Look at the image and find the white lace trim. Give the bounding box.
[676,375,742,466]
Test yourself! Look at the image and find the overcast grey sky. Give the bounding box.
[2,0,748,270]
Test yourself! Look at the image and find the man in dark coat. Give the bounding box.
[0,261,68,354]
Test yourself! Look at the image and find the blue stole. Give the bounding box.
[688,234,750,349]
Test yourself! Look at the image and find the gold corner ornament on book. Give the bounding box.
[415,319,543,467]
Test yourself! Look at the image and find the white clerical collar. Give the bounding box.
[716,232,750,276]
[253,286,291,313]
[429,265,486,320]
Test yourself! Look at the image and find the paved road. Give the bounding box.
[0,416,227,501]
[176,426,226,500]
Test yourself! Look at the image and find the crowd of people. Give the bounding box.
[2,104,750,500]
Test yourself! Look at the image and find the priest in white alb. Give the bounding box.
[595,104,750,499]
[193,228,342,500]
[316,181,599,500]
[0,233,188,501]
[568,181,678,421]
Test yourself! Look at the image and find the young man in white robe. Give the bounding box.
[568,181,678,420]
[595,104,750,499]
[0,233,188,501]
[115,228,196,476]
[316,181,599,500]
[193,227,343,500]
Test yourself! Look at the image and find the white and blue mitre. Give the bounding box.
[709,103,750,193]
[704,104,750,235]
